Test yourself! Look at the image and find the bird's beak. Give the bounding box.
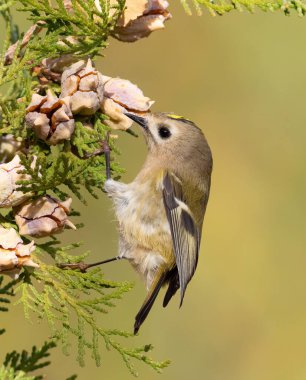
[125,113,148,129]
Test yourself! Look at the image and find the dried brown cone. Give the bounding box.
[25,90,75,145]
[0,226,37,277]
[14,196,76,238]
[101,75,154,130]
[61,59,104,116]
[0,155,33,208]
[32,65,62,85]
[33,51,82,86]
[0,134,23,163]
[112,0,171,42]
[4,23,44,65]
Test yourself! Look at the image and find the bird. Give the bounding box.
[102,112,213,334]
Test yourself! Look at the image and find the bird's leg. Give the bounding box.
[57,256,122,273]
[103,132,111,180]
[71,132,111,160]
[58,137,115,274]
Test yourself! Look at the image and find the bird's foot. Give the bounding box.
[57,262,89,273]
[57,256,120,273]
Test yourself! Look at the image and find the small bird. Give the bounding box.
[103,112,213,334]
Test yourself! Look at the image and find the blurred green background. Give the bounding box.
[2,2,306,379]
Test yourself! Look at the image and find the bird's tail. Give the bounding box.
[134,270,167,334]
[163,267,180,307]
[134,266,180,334]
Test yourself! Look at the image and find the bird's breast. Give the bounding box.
[114,178,173,257]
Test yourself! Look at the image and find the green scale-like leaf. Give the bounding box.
[182,0,306,15]
[12,240,169,376]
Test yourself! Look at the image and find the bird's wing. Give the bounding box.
[162,171,200,306]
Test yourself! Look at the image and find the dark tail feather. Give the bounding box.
[134,272,167,334]
[163,267,180,308]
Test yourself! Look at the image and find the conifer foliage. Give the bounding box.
[183,0,306,15]
[0,0,169,377]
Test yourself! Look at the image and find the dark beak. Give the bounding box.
[125,113,147,129]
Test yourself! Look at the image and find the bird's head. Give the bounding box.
[125,112,212,176]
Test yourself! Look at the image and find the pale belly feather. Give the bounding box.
[104,178,174,289]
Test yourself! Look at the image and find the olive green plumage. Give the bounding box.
[104,112,213,333]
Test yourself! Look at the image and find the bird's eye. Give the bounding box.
[158,126,171,139]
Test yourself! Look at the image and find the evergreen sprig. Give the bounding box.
[0,0,126,86]
[4,341,56,380]
[0,280,58,379]
[183,0,306,15]
[13,240,169,376]
[0,276,16,313]
[17,146,123,203]
[0,276,16,337]
[0,366,35,380]
[0,0,169,376]
[1,340,77,379]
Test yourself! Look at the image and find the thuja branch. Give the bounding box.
[0,0,125,86]
[4,341,57,378]
[0,274,17,337]
[0,0,168,377]
[183,0,306,15]
[13,240,169,375]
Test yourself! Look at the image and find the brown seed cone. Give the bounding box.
[61,59,104,116]
[101,76,154,130]
[14,196,76,238]
[112,0,171,42]
[0,155,33,208]
[25,90,75,145]
[0,226,37,277]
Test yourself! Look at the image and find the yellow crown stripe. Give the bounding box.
[167,114,194,124]
[167,113,185,120]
